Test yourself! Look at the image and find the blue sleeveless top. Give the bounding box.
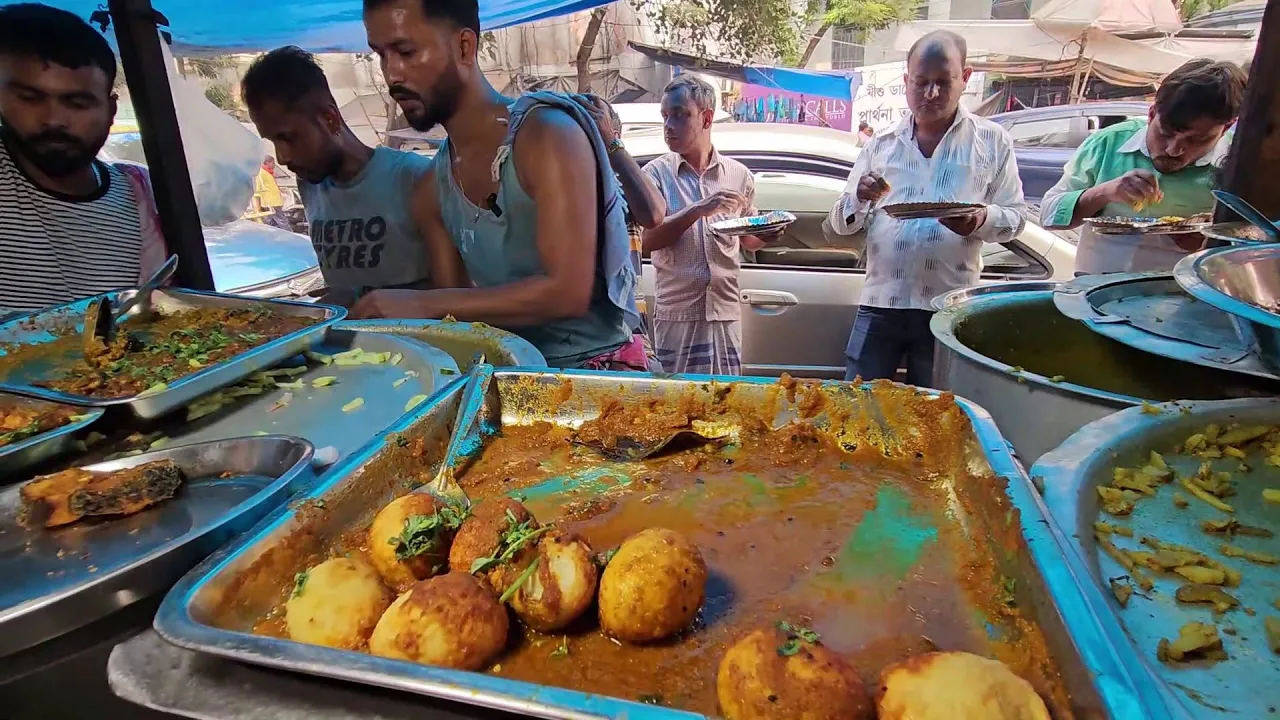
[432,94,638,368]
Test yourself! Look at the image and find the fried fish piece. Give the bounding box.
[20,460,185,527]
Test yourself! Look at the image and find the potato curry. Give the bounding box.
[244,379,1074,717]
[0,400,79,447]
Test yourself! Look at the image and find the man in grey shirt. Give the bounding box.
[242,46,433,306]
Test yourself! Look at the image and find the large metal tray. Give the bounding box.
[1054,273,1280,381]
[338,319,546,370]
[1176,245,1280,376]
[0,289,345,419]
[0,435,314,659]
[156,371,1151,719]
[0,393,103,480]
[1033,399,1280,718]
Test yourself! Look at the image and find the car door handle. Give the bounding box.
[740,290,798,306]
[756,172,788,179]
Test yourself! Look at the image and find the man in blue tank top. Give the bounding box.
[353,0,646,370]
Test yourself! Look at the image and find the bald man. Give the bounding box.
[826,30,1026,386]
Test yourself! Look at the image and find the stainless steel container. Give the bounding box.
[930,280,1061,311]
[1032,398,1280,719]
[0,394,103,479]
[338,319,546,369]
[1175,245,1280,375]
[931,289,1280,465]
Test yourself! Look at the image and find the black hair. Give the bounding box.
[858,121,872,132]
[1155,58,1247,132]
[363,0,480,35]
[241,46,332,112]
[907,29,967,66]
[0,3,117,88]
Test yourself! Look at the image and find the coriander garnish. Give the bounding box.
[595,547,618,569]
[389,505,469,561]
[549,636,570,659]
[469,512,551,575]
[776,620,820,656]
[291,570,309,598]
[498,557,540,603]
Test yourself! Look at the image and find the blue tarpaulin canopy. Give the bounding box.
[628,42,859,101]
[2,0,615,53]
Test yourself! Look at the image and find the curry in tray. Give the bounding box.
[0,305,317,399]
[228,378,1073,719]
[0,399,79,447]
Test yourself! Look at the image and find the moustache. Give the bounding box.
[388,85,422,102]
[29,131,88,150]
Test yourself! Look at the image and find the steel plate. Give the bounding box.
[0,289,345,419]
[1033,399,1280,719]
[155,371,1152,720]
[0,394,104,480]
[1201,221,1277,246]
[1054,273,1280,381]
[1175,246,1280,376]
[0,435,314,659]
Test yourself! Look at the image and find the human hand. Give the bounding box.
[697,189,748,218]
[855,172,890,203]
[938,207,988,237]
[349,289,432,320]
[1103,170,1162,210]
[579,93,620,145]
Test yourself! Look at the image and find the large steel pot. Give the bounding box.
[931,288,1280,465]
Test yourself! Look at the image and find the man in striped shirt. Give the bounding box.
[826,31,1026,387]
[0,4,167,316]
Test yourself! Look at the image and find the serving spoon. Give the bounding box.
[415,356,492,508]
[575,419,737,462]
[82,255,178,354]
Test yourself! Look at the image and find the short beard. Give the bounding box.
[0,118,107,179]
[393,61,464,132]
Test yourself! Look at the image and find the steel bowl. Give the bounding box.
[1174,245,1280,375]
[929,280,1061,311]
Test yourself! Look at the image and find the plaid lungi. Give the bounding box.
[653,319,742,376]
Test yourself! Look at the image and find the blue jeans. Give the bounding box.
[844,306,936,387]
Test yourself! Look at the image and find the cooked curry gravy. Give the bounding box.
[251,380,1073,717]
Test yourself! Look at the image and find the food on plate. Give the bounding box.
[1265,616,1280,654]
[1156,622,1226,663]
[19,459,185,527]
[448,497,545,594]
[506,529,599,632]
[368,572,508,670]
[0,304,316,398]
[368,494,467,592]
[1202,518,1273,538]
[598,528,707,643]
[1219,543,1278,565]
[1110,577,1135,607]
[1175,584,1239,615]
[876,651,1050,720]
[716,623,873,720]
[285,557,392,650]
[0,401,80,447]
[1264,488,1280,504]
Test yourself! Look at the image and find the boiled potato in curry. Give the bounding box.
[508,529,599,632]
[598,528,707,643]
[717,624,873,720]
[449,497,540,595]
[368,572,509,671]
[877,651,1050,720]
[285,557,392,650]
[367,493,461,592]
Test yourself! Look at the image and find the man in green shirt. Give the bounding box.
[1041,59,1246,274]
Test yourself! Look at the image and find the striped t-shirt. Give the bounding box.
[0,138,144,315]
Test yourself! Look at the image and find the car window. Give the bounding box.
[1006,117,1075,148]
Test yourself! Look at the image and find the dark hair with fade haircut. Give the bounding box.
[1155,58,1247,132]
[363,0,481,36]
[0,3,117,88]
[242,46,333,113]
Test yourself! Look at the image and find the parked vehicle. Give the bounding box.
[625,123,1078,379]
[990,102,1150,202]
[616,102,731,136]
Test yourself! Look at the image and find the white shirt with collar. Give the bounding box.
[1042,119,1229,276]
[827,107,1026,310]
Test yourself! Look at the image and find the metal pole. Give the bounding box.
[107,0,214,290]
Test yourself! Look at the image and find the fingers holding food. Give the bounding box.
[717,624,873,720]
[598,528,707,643]
[855,172,890,203]
[508,530,600,632]
[1107,169,1162,211]
[285,557,393,650]
[368,572,509,670]
[368,493,465,592]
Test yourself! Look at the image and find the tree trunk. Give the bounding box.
[575,8,608,93]
[798,22,831,68]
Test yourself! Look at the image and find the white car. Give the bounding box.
[625,123,1077,379]
[615,102,731,137]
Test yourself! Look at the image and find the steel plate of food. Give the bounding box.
[156,372,1140,719]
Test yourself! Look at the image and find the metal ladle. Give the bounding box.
[82,255,179,354]
[575,419,737,462]
[415,357,492,508]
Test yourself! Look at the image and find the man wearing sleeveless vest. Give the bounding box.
[353,0,646,371]
[0,3,167,316]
